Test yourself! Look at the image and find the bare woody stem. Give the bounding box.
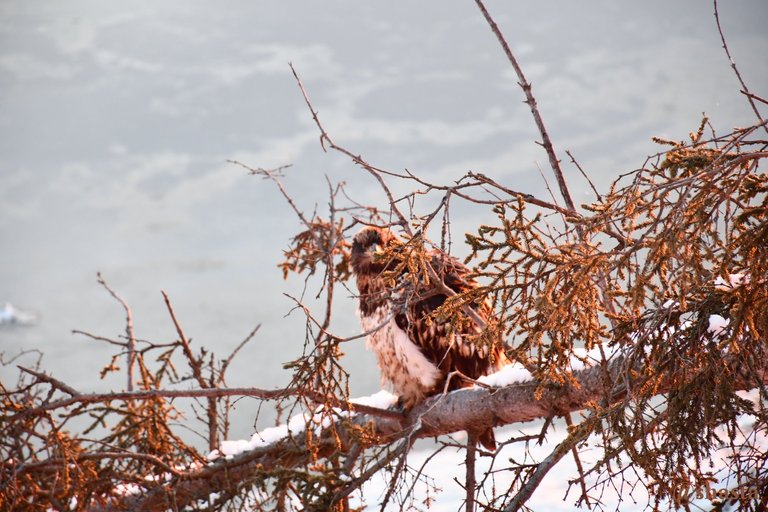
[103,346,768,512]
[7,370,403,425]
[161,290,219,451]
[97,273,136,392]
[465,432,477,512]
[288,62,411,231]
[473,0,576,213]
[713,0,768,134]
[503,416,595,512]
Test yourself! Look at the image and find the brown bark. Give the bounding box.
[100,347,768,511]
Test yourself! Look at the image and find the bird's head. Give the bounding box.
[350,227,399,276]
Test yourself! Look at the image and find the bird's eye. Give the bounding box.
[371,243,383,254]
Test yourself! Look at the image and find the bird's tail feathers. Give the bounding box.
[478,427,496,451]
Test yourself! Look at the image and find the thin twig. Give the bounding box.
[713,0,767,134]
[741,89,768,106]
[17,366,80,396]
[331,442,409,505]
[219,324,261,385]
[71,330,126,347]
[566,150,600,201]
[563,412,591,507]
[473,0,576,213]
[97,273,136,391]
[229,161,313,229]
[288,62,411,232]
[161,290,218,451]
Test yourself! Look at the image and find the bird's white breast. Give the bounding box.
[358,305,442,406]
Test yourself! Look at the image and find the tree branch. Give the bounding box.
[713,0,767,134]
[161,290,219,450]
[473,0,576,213]
[97,273,137,391]
[503,415,596,512]
[465,432,477,512]
[5,382,403,427]
[288,63,411,231]
[103,345,768,511]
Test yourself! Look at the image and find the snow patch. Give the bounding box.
[209,390,398,461]
[113,482,144,496]
[476,345,621,388]
[714,273,749,291]
[571,345,618,369]
[477,363,531,387]
[708,314,730,337]
[662,299,678,309]
[350,389,398,409]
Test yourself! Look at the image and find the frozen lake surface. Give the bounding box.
[1,4,766,504]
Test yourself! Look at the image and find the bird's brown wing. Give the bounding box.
[393,252,508,392]
[392,251,508,450]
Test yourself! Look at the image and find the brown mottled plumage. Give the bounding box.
[351,227,510,449]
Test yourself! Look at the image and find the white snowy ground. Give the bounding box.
[353,420,601,512]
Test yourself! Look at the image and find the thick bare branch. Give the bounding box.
[102,346,768,511]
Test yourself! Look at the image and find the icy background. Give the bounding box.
[1,1,766,509]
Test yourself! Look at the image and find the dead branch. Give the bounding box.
[4,383,401,428]
[161,290,219,451]
[465,432,477,512]
[503,416,596,512]
[97,272,137,391]
[98,345,768,511]
[473,0,576,213]
[288,63,411,231]
[713,0,767,134]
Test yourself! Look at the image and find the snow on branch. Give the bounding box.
[96,340,767,511]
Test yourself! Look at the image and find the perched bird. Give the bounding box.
[350,226,510,449]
